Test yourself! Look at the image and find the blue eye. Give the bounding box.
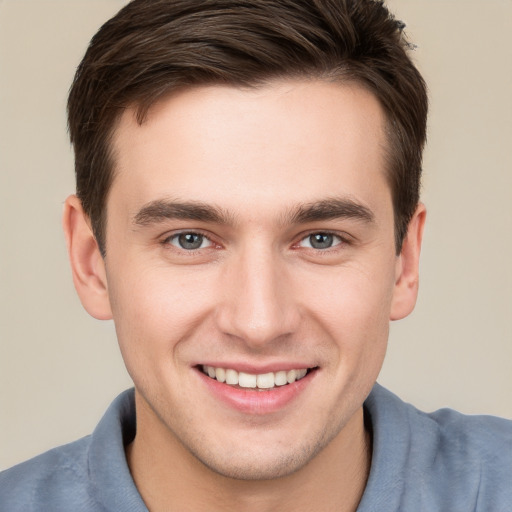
[168,233,212,250]
[300,233,342,249]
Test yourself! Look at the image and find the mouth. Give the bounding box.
[196,363,318,414]
[199,365,315,391]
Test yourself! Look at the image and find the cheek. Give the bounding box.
[106,264,215,363]
[303,261,395,326]
[298,261,394,369]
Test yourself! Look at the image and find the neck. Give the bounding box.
[126,394,371,512]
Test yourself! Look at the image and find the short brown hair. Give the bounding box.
[68,0,428,255]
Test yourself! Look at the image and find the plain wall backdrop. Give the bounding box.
[0,0,511,471]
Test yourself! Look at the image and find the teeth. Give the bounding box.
[274,371,288,386]
[286,369,297,383]
[256,372,275,389]
[296,368,307,379]
[202,365,310,389]
[239,372,257,388]
[225,369,238,385]
[215,367,226,383]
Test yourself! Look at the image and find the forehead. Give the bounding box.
[109,80,390,218]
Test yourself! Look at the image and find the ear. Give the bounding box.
[390,203,426,321]
[62,195,113,320]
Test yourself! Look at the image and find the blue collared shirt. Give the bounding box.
[1,384,511,511]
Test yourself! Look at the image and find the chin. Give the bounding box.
[200,451,310,481]
[189,429,333,481]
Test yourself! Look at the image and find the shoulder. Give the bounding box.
[368,383,512,462]
[362,384,512,511]
[0,437,99,512]
[415,400,512,510]
[0,389,141,512]
[427,404,512,460]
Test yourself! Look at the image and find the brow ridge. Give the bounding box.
[133,200,234,226]
[287,197,375,225]
[133,196,374,228]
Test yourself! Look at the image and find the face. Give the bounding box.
[77,80,419,480]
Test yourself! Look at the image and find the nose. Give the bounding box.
[215,245,300,348]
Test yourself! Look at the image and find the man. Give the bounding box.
[1,0,510,510]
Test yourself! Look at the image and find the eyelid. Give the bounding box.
[294,230,351,250]
[158,228,352,253]
[161,229,219,251]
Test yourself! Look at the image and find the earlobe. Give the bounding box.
[390,203,426,321]
[62,195,113,320]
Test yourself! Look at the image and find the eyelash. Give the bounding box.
[161,230,351,253]
[293,230,350,252]
[161,231,217,252]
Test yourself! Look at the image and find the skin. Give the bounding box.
[63,80,425,512]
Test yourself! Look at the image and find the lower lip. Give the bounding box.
[197,369,316,415]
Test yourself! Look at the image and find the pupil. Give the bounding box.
[179,233,203,249]
[310,233,333,249]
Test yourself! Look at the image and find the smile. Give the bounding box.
[201,365,310,390]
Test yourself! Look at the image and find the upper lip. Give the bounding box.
[195,362,317,374]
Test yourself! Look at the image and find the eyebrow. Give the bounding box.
[133,199,235,226]
[287,197,375,225]
[133,196,375,228]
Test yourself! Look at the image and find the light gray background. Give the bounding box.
[1,0,511,470]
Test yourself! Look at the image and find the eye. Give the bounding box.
[166,232,212,250]
[299,232,342,250]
